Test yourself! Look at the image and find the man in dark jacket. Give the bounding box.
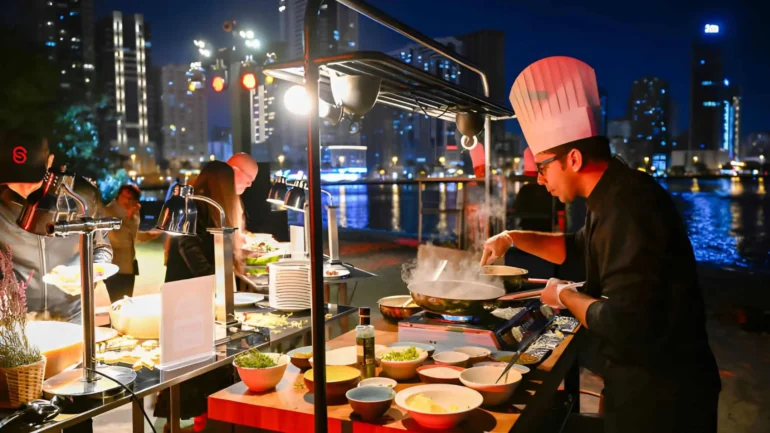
[482,56,720,433]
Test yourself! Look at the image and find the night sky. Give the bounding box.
[87,0,770,137]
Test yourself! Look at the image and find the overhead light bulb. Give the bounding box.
[284,85,310,115]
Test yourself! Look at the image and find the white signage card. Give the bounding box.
[158,275,216,370]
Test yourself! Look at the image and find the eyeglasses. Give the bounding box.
[535,154,566,176]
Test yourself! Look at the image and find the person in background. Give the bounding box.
[165,161,244,282]
[104,184,162,302]
[157,161,244,432]
[227,152,258,195]
[513,148,554,232]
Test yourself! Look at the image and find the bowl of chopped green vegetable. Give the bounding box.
[377,346,428,380]
[234,350,289,393]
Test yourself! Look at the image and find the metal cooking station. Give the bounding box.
[2,304,357,433]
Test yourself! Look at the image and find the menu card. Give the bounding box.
[157,275,215,370]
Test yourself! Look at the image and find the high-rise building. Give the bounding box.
[628,77,671,169]
[275,0,360,171]
[159,64,208,170]
[688,23,741,167]
[744,132,770,159]
[456,30,506,148]
[251,82,277,145]
[209,126,233,162]
[21,0,96,102]
[95,12,158,173]
[278,0,359,59]
[367,37,464,174]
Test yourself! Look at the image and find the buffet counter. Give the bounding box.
[2,304,358,433]
[207,321,584,433]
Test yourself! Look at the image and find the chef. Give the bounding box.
[481,56,720,433]
[0,137,113,323]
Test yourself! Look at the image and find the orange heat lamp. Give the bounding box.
[241,72,257,90]
[212,76,226,92]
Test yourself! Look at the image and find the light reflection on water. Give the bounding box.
[287,178,768,270]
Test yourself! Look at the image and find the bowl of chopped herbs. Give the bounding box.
[234,349,289,392]
[377,346,428,381]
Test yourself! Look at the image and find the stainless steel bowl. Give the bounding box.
[377,295,421,323]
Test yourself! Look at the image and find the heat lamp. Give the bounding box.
[17,170,135,399]
[156,183,238,328]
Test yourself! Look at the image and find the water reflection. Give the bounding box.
[292,178,768,271]
[338,185,347,226]
[391,184,401,232]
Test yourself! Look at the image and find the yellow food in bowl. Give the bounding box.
[294,352,312,359]
[304,365,361,383]
[407,393,459,413]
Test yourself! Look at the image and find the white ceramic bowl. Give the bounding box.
[309,345,387,368]
[395,384,483,430]
[234,353,290,393]
[459,365,522,406]
[358,377,398,389]
[475,362,531,375]
[454,346,492,364]
[433,351,470,367]
[377,347,429,380]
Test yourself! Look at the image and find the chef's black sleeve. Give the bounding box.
[584,193,669,352]
[562,227,585,266]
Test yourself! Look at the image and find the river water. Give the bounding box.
[313,178,769,271]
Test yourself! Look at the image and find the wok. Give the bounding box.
[480,266,549,292]
[408,280,544,317]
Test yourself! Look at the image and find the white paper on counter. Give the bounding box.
[290,225,305,256]
[157,275,215,370]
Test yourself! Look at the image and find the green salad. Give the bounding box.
[381,346,420,361]
[235,349,278,369]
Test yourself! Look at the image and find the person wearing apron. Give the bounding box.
[481,56,720,433]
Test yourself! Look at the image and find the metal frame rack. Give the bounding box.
[267,1,516,431]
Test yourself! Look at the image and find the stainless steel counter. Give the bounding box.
[3,304,357,433]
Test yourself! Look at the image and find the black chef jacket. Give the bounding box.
[563,158,720,433]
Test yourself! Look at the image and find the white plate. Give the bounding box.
[324,268,351,279]
[43,263,119,289]
[234,292,264,307]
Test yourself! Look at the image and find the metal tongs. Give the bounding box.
[495,327,542,384]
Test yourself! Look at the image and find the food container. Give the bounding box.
[346,386,395,421]
[303,366,361,403]
[377,347,428,380]
[459,366,522,407]
[234,353,289,393]
[377,296,422,323]
[109,294,161,339]
[416,365,465,385]
[432,351,470,368]
[395,384,483,430]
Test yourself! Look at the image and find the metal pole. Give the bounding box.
[484,116,492,239]
[80,231,96,382]
[304,1,328,432]
[418,180,423,244]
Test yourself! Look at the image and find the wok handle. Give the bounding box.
[524,278,550,285]
[499,289,544,301]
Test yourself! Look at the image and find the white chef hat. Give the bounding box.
[509,56,602,155]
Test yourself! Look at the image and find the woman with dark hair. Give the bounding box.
[165,160,244,282]
[157,161,244,432]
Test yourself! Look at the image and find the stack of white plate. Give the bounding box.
[268,259,311,311]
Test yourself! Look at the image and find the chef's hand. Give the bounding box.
[480,231,514,266]
[540,278,583,310]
